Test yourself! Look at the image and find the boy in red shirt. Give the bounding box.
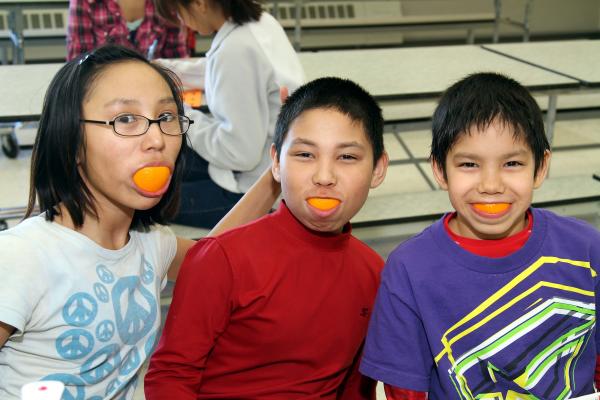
[145,77,389,399]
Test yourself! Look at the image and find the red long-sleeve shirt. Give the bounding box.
[145,202,383,399]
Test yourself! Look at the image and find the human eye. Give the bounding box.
[295,151,313,159]
[114,114,138,124]
[339,153,358,161]
[459,162,477,168]
[505,160,524,167]
[159,112,177,122]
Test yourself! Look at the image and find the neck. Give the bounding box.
[55,202,134,250]
[117,0,146,22]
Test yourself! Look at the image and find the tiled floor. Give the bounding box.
[1,111,600,400]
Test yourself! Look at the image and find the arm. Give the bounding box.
[359,261,432,391]
[384,385,427,400]
[167,166,280,280]
[0,321,15,348]
[155,58,206,90]
[145,238,235,399]
[208,166,280,236]
[66,0,94,60]
[337,344,376,400]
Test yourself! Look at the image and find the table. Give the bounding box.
[482,39,600,142]
[299,44,580,143]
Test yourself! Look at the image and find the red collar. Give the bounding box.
[444,210,533,258]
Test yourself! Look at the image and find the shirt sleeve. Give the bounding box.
[0,235,45,335]
[187,41,273,172]
[144,237,236,399]
[66,0,94,61]
[359,254,433,391]
[159,25,189,59]
[156,58,206,90]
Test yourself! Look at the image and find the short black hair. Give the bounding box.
[430,72,550,177]
[26,44,190,230]
[155,0,263,25]
[273,77,384,164]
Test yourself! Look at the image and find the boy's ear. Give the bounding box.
[431,159,449,191]
[270,144,282,183]
[533,149,552,189]
[370,151,389,189]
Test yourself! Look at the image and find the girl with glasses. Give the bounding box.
[0,44,278,399]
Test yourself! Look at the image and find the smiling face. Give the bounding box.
[432,119,550,240]
[271,108,388,233]
[79,61,183,217]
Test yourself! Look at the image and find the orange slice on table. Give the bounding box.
[182,89,202,108]
[473,203,510,214]
[307,197,341,211]
[133,166,171,192]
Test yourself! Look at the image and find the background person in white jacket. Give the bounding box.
[155,0,305,228]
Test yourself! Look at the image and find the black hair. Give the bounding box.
[155,0,263,25]
[25,44,190,230]
[273,77,384,165]
[430,72,550,178]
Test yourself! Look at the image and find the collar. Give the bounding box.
[270,201,352,252]
[206,19,237,57]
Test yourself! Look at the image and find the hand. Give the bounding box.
[280,86,289,104]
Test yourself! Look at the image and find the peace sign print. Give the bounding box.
[55,329,95,360]
[112,276,157,344]
[119,348,141,376]
[63,292,98,327]
[93,283,110,303]
[96,320,116,342]
[80,343,121,384]
[96,264,115,284]
[105,377,122,398]
[145,330,159,357]
[141,256,155,285]
[105,374,138,399]
[41,373,85,400]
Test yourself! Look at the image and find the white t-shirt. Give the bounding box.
[0,215,176,399]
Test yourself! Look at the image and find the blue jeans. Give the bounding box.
[171,148,243,229]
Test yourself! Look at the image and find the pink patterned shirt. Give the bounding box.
[66,0,189,60]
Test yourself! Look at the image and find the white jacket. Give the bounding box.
[161,13,305,193]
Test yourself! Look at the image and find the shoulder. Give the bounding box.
[348,235,385,271]
[534,208,600,240]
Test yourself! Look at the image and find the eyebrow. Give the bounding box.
[452,149,530,159]
[290,138,366,150]
[104,97,175,108]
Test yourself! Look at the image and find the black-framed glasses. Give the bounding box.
[80,114,194,137]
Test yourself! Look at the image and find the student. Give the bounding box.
[360,72,600,399]
[0,44,277,399]
[144,77,389,399]
[66,0,189,61]
[154,0,305,228]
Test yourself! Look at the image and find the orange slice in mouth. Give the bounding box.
[307,197,341,211]
[473,203,510,214]
[133,166,171,193]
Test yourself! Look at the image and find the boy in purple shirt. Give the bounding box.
[360,72,600,399]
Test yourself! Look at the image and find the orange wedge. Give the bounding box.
[473,203,510,214]
[133,166,171,192]
[307,197,341,211]
[182,89,202,108]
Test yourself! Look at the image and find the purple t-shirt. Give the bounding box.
[360,208,600,399]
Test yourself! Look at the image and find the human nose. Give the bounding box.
[142,120,166,151]
[478,167,504,194]
[312,159,336,186]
